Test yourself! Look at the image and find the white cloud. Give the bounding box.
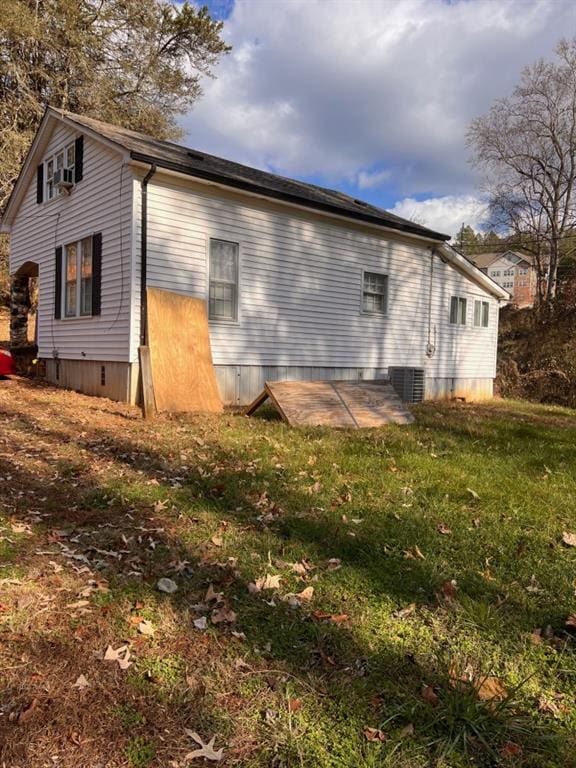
[389,195,489,239]
[184,0,576,201]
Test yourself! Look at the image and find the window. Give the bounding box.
[209,239,238,321]
[490,270,501,277]
[474,300,489,328]
[64,237,93,317]
[362,271,388,314]
[450,296,467,325]
[503,269,514,276]
[45,142,75,200]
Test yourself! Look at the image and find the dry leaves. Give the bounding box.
[72,674,89,690]
[248,574,281,593]
[403,546,425,560]
[561,531,576,547]
[184,731,224,762]
[311,611,349,623]
[420,684,439,706]
[474,676,507,702]
[437,579,458,601]
[436,523,452,536]
[104,644,132,670]
[137,619,154,636]
[363,727,388,742]
[157,577,178,594]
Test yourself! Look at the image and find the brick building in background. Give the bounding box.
[472,251,537,308]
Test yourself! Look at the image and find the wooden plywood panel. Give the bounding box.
[146,288,223,413]
[248,379,414,428]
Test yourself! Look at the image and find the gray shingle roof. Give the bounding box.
[58,110,450,243]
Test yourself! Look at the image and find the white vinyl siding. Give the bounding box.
[138,173,500,380]
[9,121,133,361]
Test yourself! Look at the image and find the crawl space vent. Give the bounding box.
[389,367,425,403]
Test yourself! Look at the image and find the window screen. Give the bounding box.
[209,239,239,321]
[474,300,489,327]
[362,271,388,314]
[450,296,467,325]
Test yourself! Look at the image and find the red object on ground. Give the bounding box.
[0,349,16,376]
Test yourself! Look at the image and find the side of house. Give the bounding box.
[135,170,501,404]
[4,116,135,401]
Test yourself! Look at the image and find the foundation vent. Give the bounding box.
[388,367,425,403]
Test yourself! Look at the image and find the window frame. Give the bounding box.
[449,296,467,326]
[62,237,94,319]
[44,141,76,202]
[207,237,240,323]
[473,299,490,328]
[361,269,389,316]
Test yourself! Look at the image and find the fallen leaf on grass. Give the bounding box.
[153,500,168,513]
[421,684,439,706]
[403,546,425,560]
[437,523,452,536]
[193,617,208,630]
[211,607,237,624]
[211,535,223,547]
[467,488,480,500]
[311,611,349,623]
[138,619,154,636]
[205,584,223,603]
[566,615,576,629]
[72,674,89,690]
[438,579,458,600]
[562,532,576,547]
[363,727,388,742]
[184,731,224,762]
[104,645,132,670]
[288,698,302,712]
[474,676,507,702]
[500,742,523,759]
[393,603,416,619]
[16,698,39,724]
[326,558,342,571]
[248,574,281,593]
[296,586,314,602]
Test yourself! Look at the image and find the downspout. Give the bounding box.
[426,247,436,358]
[140,163,157,346]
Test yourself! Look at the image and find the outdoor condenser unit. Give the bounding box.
[388,367,425,403]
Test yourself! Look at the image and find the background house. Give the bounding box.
[472,251,537,308]
[2,109,509,406]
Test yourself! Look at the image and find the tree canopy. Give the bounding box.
[468,38,576,305]
[0,0,230,212]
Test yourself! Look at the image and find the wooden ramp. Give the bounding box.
[246,380,414,428]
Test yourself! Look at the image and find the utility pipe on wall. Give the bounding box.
[140,163,157,347]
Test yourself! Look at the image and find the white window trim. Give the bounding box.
[44,140,76,203]
[360,268,389,317]
[449,295,467,326]
[206,234,241,325]
[473,299,490,328]
[61,237,93,320]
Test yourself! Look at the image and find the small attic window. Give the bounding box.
[45,142,76,200]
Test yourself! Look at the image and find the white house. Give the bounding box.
[1,108,509,406]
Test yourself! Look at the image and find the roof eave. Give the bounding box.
[440,244,511,300]
[129,151,450,244]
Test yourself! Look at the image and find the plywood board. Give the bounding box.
[146,288,223,413]
[248,379,414,428]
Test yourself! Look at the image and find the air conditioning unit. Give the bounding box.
[54,168,74,189]
[389,367,425,403]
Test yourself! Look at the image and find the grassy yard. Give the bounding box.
[1,378,575,767]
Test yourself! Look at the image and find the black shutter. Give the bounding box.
[74,136,84,183]
[36,164,44,204]
[92,232,102,316]
[54,246,62,319]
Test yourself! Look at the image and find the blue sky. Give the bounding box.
[182,0,576,237]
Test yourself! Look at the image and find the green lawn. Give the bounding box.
[1,381,575,767]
